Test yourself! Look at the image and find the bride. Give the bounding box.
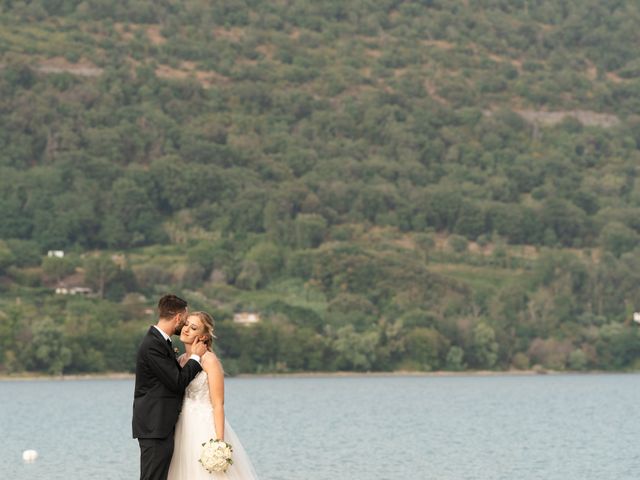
[168,311,259,480]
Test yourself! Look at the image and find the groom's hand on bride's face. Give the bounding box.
[193,337,207,357]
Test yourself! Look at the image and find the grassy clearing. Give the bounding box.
[427,263,528,293]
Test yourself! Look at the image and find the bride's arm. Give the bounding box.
[202,353,225,440]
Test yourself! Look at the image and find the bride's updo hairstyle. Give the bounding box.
[191,311,216,351]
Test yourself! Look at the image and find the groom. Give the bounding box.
[132,294,207,480]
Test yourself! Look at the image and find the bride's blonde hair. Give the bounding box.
[190,311,216,351]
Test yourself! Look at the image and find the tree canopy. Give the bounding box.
[1,0,640,374]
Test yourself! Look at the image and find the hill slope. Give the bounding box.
[1,0,640,374]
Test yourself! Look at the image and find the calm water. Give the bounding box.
[1,374,639,480]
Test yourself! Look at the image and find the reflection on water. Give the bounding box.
[1,374,639,480]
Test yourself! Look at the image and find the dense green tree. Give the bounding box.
[333,325,378,371]
[294,214,327,249]
[0,241,15,274]
[600,222,640,257]
[84,254,119,299]
[469,322,499,369]
[42,256,76,284]
[29,317,72,375]
[244,242,282,284]
[103,177,162,248]
[445,346,466,371]
[404,327,449,371]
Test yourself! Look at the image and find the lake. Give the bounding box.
[1,373,638,479]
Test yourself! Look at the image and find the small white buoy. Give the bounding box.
[22,449,38,462]
[634,312,640,324]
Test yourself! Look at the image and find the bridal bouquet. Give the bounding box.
[199,439,234,474]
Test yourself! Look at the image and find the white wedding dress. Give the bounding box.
[168,371,259,480]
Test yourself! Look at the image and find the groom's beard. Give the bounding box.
[174,315,186,335]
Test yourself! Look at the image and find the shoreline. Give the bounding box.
[0,372,136,381]
[0,369,637,381]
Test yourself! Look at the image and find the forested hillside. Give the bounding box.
[1,0,640,375]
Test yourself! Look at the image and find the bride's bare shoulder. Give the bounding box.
[202,351,222,371]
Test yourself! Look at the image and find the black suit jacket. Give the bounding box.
[132,326,202,439]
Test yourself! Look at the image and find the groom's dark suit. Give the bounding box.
[132,326,202,480]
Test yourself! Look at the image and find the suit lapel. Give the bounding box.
[148,326,173,354]
[148,326,182,368]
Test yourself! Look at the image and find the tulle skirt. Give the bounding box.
[168,399,259,480]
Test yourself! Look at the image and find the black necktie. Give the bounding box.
[166,338,172,349]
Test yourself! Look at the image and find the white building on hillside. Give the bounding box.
[55,286,92,295]
[233,312,261,325]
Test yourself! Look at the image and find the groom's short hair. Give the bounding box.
[158,294,188,319]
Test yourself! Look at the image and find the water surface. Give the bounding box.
[1,374,638,479]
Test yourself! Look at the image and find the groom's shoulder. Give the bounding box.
[139,326,161,347]
[136,330,162,363]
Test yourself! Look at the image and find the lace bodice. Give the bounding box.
[184,371,210,404]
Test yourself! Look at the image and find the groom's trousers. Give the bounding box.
[138,434,175,480]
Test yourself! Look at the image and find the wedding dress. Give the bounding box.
[168,371,259,480]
